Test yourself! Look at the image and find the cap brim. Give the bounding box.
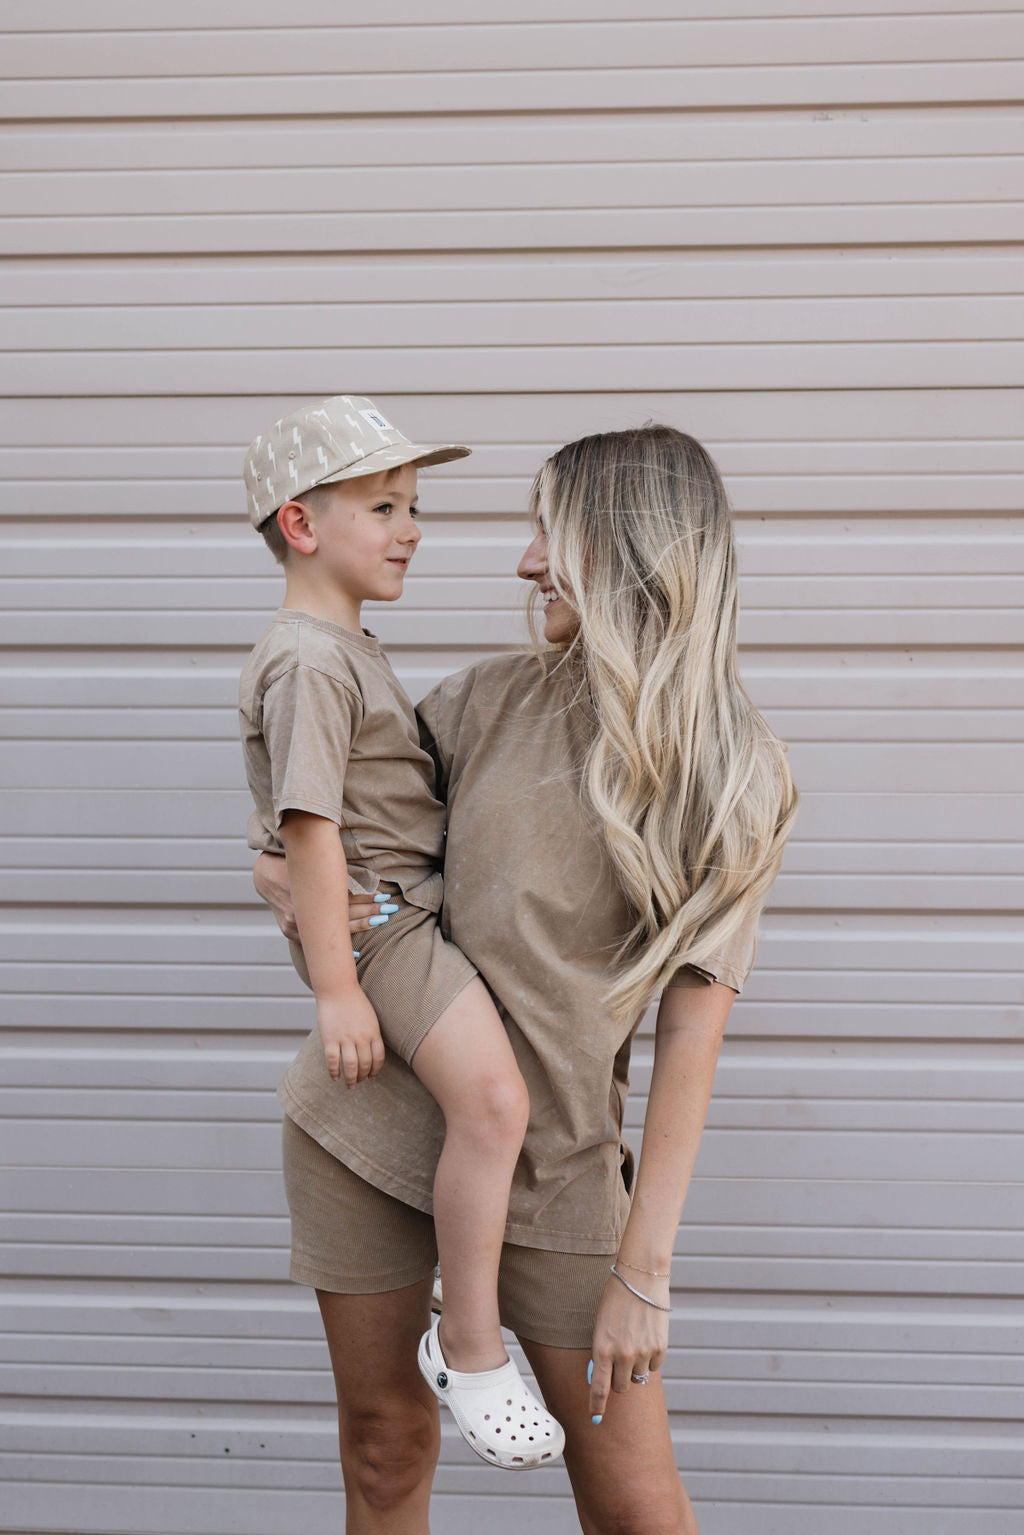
[315,442,471,487]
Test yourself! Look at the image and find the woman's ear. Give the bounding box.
[277,499,317,556]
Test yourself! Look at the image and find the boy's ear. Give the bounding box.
[277,499,318,556]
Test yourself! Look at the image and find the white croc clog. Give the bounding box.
[417,1315,565,1471]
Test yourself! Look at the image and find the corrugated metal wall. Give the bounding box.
[3,4,1022,1532]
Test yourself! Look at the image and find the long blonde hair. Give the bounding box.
[528,425,798,1020]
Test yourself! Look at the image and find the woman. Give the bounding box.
[255,425,797,1532]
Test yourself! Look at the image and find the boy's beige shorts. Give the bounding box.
[282,1115,616,1351]
[289,881,476,1064]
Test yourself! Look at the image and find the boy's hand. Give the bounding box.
[317,988,386,1087]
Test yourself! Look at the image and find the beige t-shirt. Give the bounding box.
[239,609,444,911]
[278,650,768,1253]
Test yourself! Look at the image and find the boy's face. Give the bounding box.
[305,464,421,609]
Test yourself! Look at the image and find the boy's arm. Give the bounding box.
[277,811,385,1087]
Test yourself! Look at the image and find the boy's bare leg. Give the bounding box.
[410,976,529,1372]
[317,1278,439,1534]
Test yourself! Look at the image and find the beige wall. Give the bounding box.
[2,5,1022,1532]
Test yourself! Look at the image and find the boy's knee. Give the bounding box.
[342,1402,437,1512]
[476,1069,530,1144]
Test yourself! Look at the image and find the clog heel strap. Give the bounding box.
[417,1315,565,1471]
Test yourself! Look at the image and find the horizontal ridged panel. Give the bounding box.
[8,0,1019,23]
[4,111,1021,176]
[4,12,1023,126]
[10,17,1023,76]
[3,9,1022,1533]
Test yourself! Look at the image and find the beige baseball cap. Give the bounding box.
[243,395,471,528]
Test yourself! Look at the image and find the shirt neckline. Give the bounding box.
[274,607,381,655]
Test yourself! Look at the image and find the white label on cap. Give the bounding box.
[360,408,393,432]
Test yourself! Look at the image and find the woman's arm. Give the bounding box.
[588,976,735,1422]
[253,850,380,939]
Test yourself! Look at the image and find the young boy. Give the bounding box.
[238,396,564,1470]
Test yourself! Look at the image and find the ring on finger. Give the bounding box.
[630,1371,650,1386]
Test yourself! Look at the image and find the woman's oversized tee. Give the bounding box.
[277,651,765,1254]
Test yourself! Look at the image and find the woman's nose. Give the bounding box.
[517,532,547,581]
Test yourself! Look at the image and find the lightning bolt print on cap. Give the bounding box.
[243,396,471,529]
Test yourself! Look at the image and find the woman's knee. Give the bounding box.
[579,1496,694,1535]
[341,1398,439,1513]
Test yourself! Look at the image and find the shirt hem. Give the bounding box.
[278,1082,624,1256]
[665,958,745,994]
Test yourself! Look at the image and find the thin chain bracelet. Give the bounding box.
[610,1263,672,1312]
[615,1257,671,1278]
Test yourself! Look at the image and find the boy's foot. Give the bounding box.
[417,1315,565,1471]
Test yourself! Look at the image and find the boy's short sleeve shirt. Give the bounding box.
[239,609,445,908]
[278,651,777,1254]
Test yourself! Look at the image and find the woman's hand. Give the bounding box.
[347,894,384,931]
[253,852,298,939]
[587,1269,670,1422]
[252,853,390,938]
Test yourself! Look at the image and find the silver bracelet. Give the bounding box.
[609,1263,671,1312]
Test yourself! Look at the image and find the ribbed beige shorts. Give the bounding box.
[288,882,477,1064]
[282,1115,615,1351]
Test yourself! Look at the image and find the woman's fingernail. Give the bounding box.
[373,893,389,903]
[368,914,389,926]
[591,1415,602,1426]
[378,903,399,914]
[587,1360,594,1384]
[352,950,360,960]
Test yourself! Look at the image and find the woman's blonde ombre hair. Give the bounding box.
[528,424,798,1020]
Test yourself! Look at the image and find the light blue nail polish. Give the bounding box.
[379,903,399,914]
[352,951,360,960]
[591,1415,602,1426]
[373,893,389,904]
[368,914,389,926]
[587,1360,594,1384]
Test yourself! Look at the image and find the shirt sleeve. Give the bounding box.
[415,680,450,801]
[662,901,762,996]
[261,663,363,828]
[415,665,477,804]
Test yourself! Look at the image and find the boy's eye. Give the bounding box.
[372,502,393,514]
[409,506,420,519]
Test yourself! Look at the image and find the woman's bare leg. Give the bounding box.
[520,1338,699,1535]
[411,976,530,1372]
[316,1277,439,1534]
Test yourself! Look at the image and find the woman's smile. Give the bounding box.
[518,529,580,644]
